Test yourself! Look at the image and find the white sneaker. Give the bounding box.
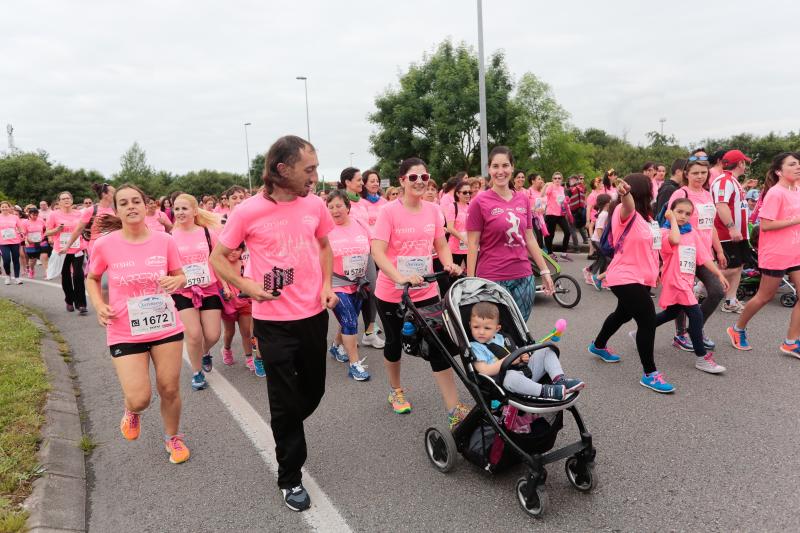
[720,301,743,314]
[3,276,10,285]
[14,278,22,285]
[695,353,725,374]
[361,332,386,349]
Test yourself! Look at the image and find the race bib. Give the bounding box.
[395,255,432,290]
[1,228,16,240]
[556,194,565,205]
[679,245,697,275]
[27,231,42,243]
[696,203,716,230]
[183,262,211,287]
[126,295,176,336]
[534,198,544,210]
[342,254,368,280]
[59,232,78,251]
[458,239,468,251]
[649,221,662,250]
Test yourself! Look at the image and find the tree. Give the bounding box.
[250,153,265,187]
[511,72,570,170]
[114,142,153,182]
[172,170,246,198]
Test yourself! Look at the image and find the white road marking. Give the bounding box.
[16,277,63,289]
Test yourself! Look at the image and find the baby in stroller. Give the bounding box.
[469,302,585,401]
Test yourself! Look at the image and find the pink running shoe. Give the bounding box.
[27,268,34,279]
[245,356,255,372]
[222,347,234,365]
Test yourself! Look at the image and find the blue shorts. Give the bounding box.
[333,291,363,335]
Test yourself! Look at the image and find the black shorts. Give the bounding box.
[24,243,50,258]
[172,293,224,312]
[721,240,753,269]
[760,265,800,278]
[109,331,184,357]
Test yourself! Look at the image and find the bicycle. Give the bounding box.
[530,252,581,309]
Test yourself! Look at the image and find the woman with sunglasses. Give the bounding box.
[64,183,116,257]
[46,191,88,313]
[466,147,553,321]
[444,179,471,267]
[372,158,467,427]
[542,172,570,253]
[385,187,401,201]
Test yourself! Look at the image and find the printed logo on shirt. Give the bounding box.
[423,223,436,234]
[515,206,527,214]
[394,227,415,235]
[112,260,135,269]
[490,207,504,216]
[505,211,522,245]
[145,255,167,268]
[302,215,317,226]
[259,219,289,231]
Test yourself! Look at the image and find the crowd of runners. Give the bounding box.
[1,135,798,512]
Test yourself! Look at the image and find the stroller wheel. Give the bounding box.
[515,477,547,518]
[552,274,581,308]
[736,286,747,302]
[424,426,457,473]
[565,457,597,492]
[780,294,797,308]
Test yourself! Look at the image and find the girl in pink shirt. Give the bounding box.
[21,209,48,279]
[588,174,675,394]
[86,184,190,465]
[0,201,24,284]
[730,152,800,357]
[372,156,465,423]
[170,193,223,390]
[217,243,254,368]
[654,201,729,374]
[542,172,570,252]
[45,191,87,312]
[145,196,173,233]
[444,179,471,265]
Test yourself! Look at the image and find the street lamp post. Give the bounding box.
[659,117,667,136]
[243,122,252,192]
[476,0,489,177]
[349,152,354,166]
[296,76,311,141]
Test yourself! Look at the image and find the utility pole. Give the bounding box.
[243,122,252,192]
[296,76,311,141]
[477,0,489,177]
[659,117,666,136]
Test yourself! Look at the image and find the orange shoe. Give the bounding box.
[165,435,190,464]
[120,409,141,441]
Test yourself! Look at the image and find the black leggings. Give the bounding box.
[61,253,87,307]
[657,303,706,357]
[594,283,657,374]
[375,296,450,373]
[544,215,570,252]
[588,240,609,275]
[674,264,724,334]
[0,244,21,278]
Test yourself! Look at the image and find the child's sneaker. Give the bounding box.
[726,326,751,351]
[191,371,207,391]
[588,342,621,363]
[201,353,213,373]
[120,409,141,441]
[702,333,716,350]
[388,388,412,414]
[221,347,234,365]
[328,344,349,363]
[591,274,603,291]
[165,434,190,464]
[253,357,266,377]
[538,384,566,401]
[552,375,585,393]
[695,353,726,374]
[245,355,255,372]
[348,358,370,381]
[582,266,593,285]
[639,371,675,393]
[672,334,694,352]
[780,340,800,359]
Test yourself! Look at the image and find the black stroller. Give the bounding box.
[399,274,596,518]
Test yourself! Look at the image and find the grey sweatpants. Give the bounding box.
[502,348,563,397]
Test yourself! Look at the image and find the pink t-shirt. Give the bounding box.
[373,199,445,303]
[586,190,599,222]
[757,185,800,270]
[218,193,335,321]
[329,218,371,295]
[465,189,533,281]
[172,226,219,298]
[444,202,469,254]
[363,197,388,236]
[604,205,660,288]
[658,228,711,308]
[0,214,23,245]
[46,210,84,253]
[439,192,455,213]
[145,212,169,232]
[21,218,46,245]
[545,185,566,216]
[90,231,185,346]
[668,186,716,252]
[80,205,115,252]
[529,189,544,211]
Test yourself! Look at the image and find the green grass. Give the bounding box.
[0,299,48,532]
[78,434,96,455]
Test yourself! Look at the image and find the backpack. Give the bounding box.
[598,211,637,259]
[655,188,688,228]
[81,205,98,241]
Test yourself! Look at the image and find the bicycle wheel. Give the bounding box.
[552,274,581,308]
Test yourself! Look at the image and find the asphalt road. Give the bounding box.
[4,256,799,532]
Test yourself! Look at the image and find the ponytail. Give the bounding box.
[175,193,221,229]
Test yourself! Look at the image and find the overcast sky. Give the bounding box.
[3,0,797,185]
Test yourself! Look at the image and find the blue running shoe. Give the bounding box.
[201,353,213,373]
[329,344,349,363]
[591,274,603,292]
[639,371,675,394]
[702,334,716,350]
[726,326,751,351]
[254,357,266,377]
[348,358,370,381]
[191,371,207,391]
[588,342,621,363]
[672,334,694,352]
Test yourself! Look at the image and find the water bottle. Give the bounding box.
[401,320,419,356]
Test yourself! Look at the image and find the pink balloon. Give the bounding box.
[555,318,567,332]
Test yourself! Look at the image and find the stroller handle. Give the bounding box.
[498,342,561,385]
[401,271,453,301]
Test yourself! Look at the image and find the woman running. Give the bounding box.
[21,208,49,279]
[542,172,570,253]
[145,196,173,233]
[444,178,471,267]
[170,193,223,391]
[372,157,467,427]
[325,190,371,381]
[86,184,189,464]
[465,146,553,321]
[727,152,800,357]
[0,201,24,284]
[588,175,674,393]
[46,192,87,313]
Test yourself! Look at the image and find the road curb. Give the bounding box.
[23,313,87,533]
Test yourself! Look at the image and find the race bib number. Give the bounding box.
[183,262,211,287]
[679,245,697,275]
[697,203,716,230]
[395,255,432,290]
[649,221,662,250]
[534,198,544,210]
[1,228,16,240]
[556,194,565,205]
[458,239,468,251]
[342,254,368,280]
[127,295,176,336]
[27,231,42,243]
[59,232,78,251]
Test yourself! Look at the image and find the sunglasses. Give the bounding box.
[458,190,472,195]
[404,173,431,183]
[688,155,709,162]
[83,201,93,205]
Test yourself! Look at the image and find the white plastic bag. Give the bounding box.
[46,252,65,280]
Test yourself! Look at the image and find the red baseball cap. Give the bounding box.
[722,149,752,165]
